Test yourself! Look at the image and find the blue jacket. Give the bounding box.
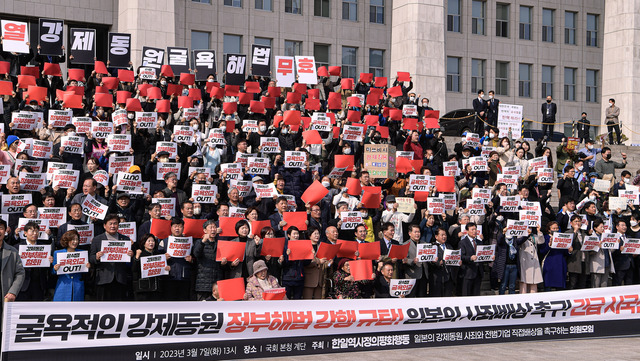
[52,249,86,301]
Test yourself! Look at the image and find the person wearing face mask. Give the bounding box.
[484,90,499,129]
[418,98,433,119]
[472,90,487,134]
[541,95,557,139]
[605,98,622,145]
[594,147,626,181]
[577,139,601,174]
[612,170,633,196]
[406,92,420,105]
[576,112,591,144]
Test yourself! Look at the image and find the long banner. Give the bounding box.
[2,286,640,360]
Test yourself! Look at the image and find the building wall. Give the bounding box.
[444,0,604,134]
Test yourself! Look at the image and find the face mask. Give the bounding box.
[322,181,330,188]
[587,145,594,150]
[259,125,267,132]
[577,166,583,171]
[194,207,202,215]
[192,124,199,131]
[158,120,165,127]
[589,195,596,201]
[489,134,495,139]
[610,102,613,107]
[373,136,381,142]
[547,99,552,103]
[624,178,631,184]
[160,81,167,86]
[158,157,169,163]
[182,89,189,96]
[361,211,368,218]
[631,220,638,227]
[422,102,428,107]
[208,79,214,83]
[387,203,394,210]
[461,137,466,142]
[605,154,612,160]
[343,148,351,155]
[489,95,494,99]
[282,128,289,134]
[428,155,433,161]
[128,113,134,119]
[409,97,415,101]
[478,95,483,100]
[67,132,76,137]
[590,178,596,183]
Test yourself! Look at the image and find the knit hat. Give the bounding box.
[6,135,18,147]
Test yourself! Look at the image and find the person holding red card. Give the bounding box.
[193,220,221,301]
[332,258,362,299]
[302,226,328,299]
[157,218,194,301]
[281,227,307,299]
[244,260,285,301]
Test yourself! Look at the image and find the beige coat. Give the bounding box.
[518,234,544,284]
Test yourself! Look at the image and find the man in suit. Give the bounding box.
[268,197,289,238]
[16,222,53,301]
[403,225,429,297]
[429,227,454,297]
[613,219,633,286]
[541,95,558,139]
[380,222,399,257]
[486,90,500,130]
[472,90,487,135]
[0,218,25,322]
[459,222,484,296]
[90,214,134,301]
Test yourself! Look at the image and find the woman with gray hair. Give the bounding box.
[244,260,285,301]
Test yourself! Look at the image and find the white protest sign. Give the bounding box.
[141,255,169,278]
[100,240,131,262]
[550,232,574,249]
[497,103,523,140]
[416,244,437,262]
[135,112,157,128]
[52,169,80,189]
[192,184,218,204]
[81,194,109,220]
[56,251,89,274]
[166,236,193,258]
[443,249,462,266]
[389,279,415,297]
[284,151,307,168]
[474,244,496,262]
[68,224,94,246]
[18,244,51,268]
[340,211,362,230]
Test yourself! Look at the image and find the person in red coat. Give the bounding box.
[403,130,423,160]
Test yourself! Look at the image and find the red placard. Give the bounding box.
[345,178,362,196]
[317,66,328,77]
[397,72,411,82]
[0,81,13,95]
[250,220,271,237]
[334,155,354,171]
[16,75,36,89]
[300,180,329,206]
[328,66,341,76]
[249,100,265,114]
[388,242,410,259]
[118,69,135,82]
[283,212,307,231]
[188,88,202,100]
[349,259,374,281]
[183,218,206,238]
[216,240,246,262]
[62,93,82,109]
[267,86,281,97]
[147,87,162,100]
[179,73,195,86]
[225,85,240,97]
[43,63,62,76]
[359,73,373,83]
[435,176,455,193]
[20,66,39,78]
[396,157,414,174]
[244,81,261,94]
[217,278,245,301]
[95,93,113,108]
[160,65,174,78]
[374,77,387,88]
[315,242,340,260]
[156,100,171,113]
[125,98,142,111]
[166,83,182,97]
[302,130,322,145]
[284,110,301,125]
[238,92,252,105]
[0,61,9,75]
[150,218,171,240]
[68,69,85,81]
[223,102,237,114]
[26,86,47,102]
[219,217,244,237]
[116,90,131,104]
[358,242,381,260]
[263,288,286,300]
[388,86,403,98]
[286,92,301,104]
[260,237,285,258]
[178,96,194,109]
[340,78,354,90]
[337,240,358,260]
[327,92,342,110]
[361,191,381,209]
[94,61,108,74]
[307,89,319,99]
[102,77,119,90]
[287,240,314,261]
[389,108,402,121]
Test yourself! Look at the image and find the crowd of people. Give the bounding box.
[1,41,639,308]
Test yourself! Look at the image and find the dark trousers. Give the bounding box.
[408,277,428,298]
[474,115,485,135]
[285,284,304,300]
[162,280,192,301]
[96,280,127,301]
[429,276,454,297]
[607,121,621,144]
[542,121,555,139]
[613,268,634,286]
[462,274,482,296]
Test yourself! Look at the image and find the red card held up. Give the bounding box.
[340,78,354,90]
[337,240,358,260]
[388,242,411,259]
[116,90,131,104]
[179,73,195,86]
[179,96,194,109]
[307,89,319,99]
[94,93,113,108]
[388,86,403,98]
[347,96,360,108]
[358,242,381,260]
[261,96,276,109]
[166,83,182,96]
[0,81,13,95]
[189,88,202,100]
[396,157,414,174]
[293,83,307,95]
[250,100,265,114]
[219,217,244,237]
[305,98,320,111]
[156,99,171,113]
[160,65,174,78]
[238,92,252,105]
[283,110,301,125]
[26,86,47,102]
[260,237,285,258]
[225,85,240,97]
[118,69,135,83]
[303,130,322,145]
[263,288,286,300]
[283,212,307,231]
[223,101,237,115]
[0,61,9,75]
[389,108,402,121]
[137,84,151,96]
[397,72,411,82]
[43,63,62,76]
[17,75,36,89]
[403,118,418,131]
[361,191,381,209]
[359,73,373,83]
[147,87,162,100]
[126,98,142,111]
[374,77,387,88]
[183,218,206,238]
[67,85,85,96]
[315,242,341,260]
[267,86,281,97]
[150,218,172,240]
[287,240,314,261]
[286,92,301,104]
[334,155,354,171]
[216,240,246,262]
[350,260,374,281]
[62,93,82,109]
[345,177,362,196]
[225,120,236,133]
[217,277,245,301]
[435,176,455,193]
[328,66,341,76]
[68,68,85,82]
[414,191,429,202]
[251,220,271,237]
[317,66,329,77]
[94,61,108,74]
[301,180,329,206]
[327,92,342,110]
[244,81,261,94]
[424,110,440,119]
[425,118,440,129]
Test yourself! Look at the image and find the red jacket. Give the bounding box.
[403,136,423,160]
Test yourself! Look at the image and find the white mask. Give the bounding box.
[281,128,289,134]
[587,144,594,150]
[322,181,330,188]
[489,95,494,99]
[192,124,199,131]
[631,220,638,227]
[259,125,267,132]
[127,113,134,119]
[158,120,166,127]
[194,207,202,215]
[610,102,614,107]
[409,97,415,101]
[461,137,466,142]
[489,134,495,139]
[577,166,583,171]
[589,195,596,201]
[624,177,631,184]
[207,79,214,83]
[343,148,351,155]
[67,132,76,137]
[160,81,167,86]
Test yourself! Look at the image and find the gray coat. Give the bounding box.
[567,230,590,274]
[517,234,544,284]
[1,242,25,319]
[589,244,615,275]
[403,240,429,280]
